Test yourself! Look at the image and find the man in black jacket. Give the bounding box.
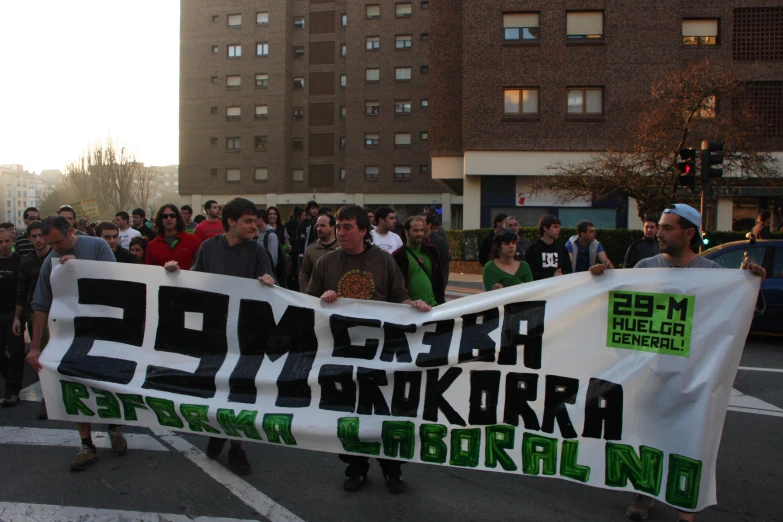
[393,216,445,305]
[96,222,138,263]
[478,213,507,266]
[623,216,659,268]
[525,214,572,280]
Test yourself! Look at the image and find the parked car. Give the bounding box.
[701,239,783,334]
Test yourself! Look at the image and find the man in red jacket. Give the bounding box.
[145,204,202,270]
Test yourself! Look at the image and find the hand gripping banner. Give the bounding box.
[39,261,759,511]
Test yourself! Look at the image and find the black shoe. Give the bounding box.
[343,474,367,491]
[206,437,227,458]
[37,399,48,420]
[0,394,20,407]
[227,448,252,476]
[384,474,406,493]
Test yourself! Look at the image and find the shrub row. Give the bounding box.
[446,229,783,268]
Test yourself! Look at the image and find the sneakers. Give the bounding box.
[227,448,252,476]
[626,494,654,520]
[384,474,406,494]
[0,393,20,407]
[70,444,99,471]
[37,399,48,420]
[343,474,367,492]
[206,437,227,459]
[108,427,127,456]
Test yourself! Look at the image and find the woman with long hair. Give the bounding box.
[266,206,289,245]
[482,229,533,291]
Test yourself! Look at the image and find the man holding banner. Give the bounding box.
[25,215,128,470]
[307,205,431,494]
[591,203,765,522]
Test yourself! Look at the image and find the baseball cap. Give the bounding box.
[662,204,705,245]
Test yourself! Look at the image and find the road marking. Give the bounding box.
[19,381,43,401]
[729,388,783,418]
[0,426,167,452]
[152,428,304,522]
[737,366,783,373]
[0,502,259,522]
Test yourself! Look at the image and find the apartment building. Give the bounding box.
[1,165,52,228]
[431,1,783,230]
[179,0,457,224]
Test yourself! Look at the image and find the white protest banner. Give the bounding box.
[38,261,758,511]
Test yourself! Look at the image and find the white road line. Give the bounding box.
[152,428,304,522]
[0,426,167,452]
[729,388,783,418]
[737,366,783,373]
[0,502,259,522]
[19,381,42,401]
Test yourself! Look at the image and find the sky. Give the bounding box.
[0,1,180,174]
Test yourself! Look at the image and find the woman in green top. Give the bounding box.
[483,229,533,291]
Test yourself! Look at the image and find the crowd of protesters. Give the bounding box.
[0,198,767,521]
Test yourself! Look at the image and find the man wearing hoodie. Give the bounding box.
[623,216,659,268]
[299,213,338,291]
[565,220,613,273]
[163,197,276,476]
[307,204,431,494]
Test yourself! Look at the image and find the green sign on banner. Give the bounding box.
[606,291,695,357]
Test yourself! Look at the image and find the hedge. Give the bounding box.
[447,228,783,268]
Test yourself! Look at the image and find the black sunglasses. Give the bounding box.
[161,213,178,219]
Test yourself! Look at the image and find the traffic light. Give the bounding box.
[701,141,724,182]
[677,148,696,188]
[702,230,710,246]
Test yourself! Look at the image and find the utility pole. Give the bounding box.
[700,140,708,238]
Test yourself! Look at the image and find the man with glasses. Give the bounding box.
[14,207,40,257]
[145,204,202,270]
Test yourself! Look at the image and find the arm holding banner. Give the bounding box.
[25,310,48,372]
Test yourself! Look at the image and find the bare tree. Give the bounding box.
[64,137,144,216]
[539,59,781,222]
[133,166,159,216]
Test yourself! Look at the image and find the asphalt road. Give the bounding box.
[0,319,780,521]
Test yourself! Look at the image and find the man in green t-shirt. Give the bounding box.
[392,216,445,305]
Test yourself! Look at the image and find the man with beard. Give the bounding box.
[194,200,225,241]
[14,207,40,257]
[624,216,659,268]
[307,205,430,494]
[299,213,337,291]
[418,212,450,285]
[146,204,202,270]
[392,216,445,306]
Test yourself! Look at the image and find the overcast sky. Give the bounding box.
[0,1,179,174]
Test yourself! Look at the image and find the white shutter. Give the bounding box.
[226,106,241,117]
[396,3,412,16]
[503,13,539,28]
[227,14,241,26]
[226,169,241,181]
[567,12,603,36]
[682,20,718,36]
[366,5,380,17]
[255,168,268,181]
[226,76,241,87]
[395,133,411,145]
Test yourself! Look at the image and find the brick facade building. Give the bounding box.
[431,1,783,230]
[180,0,457,223]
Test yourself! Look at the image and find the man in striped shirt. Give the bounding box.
[14,207,39,257]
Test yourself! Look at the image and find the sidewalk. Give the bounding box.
[446,272,483,297]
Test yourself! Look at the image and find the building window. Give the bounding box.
[257,12,269,25]
[255,105,268,119]
[420,65,429,74]
[567,12,604,40]
[294,16,305,29]
[682,19,718,46]
[341,44,347,56]
[504,88,539,115]
[211,168,218,176]
[420,98,429,107]
[394,132,411,147]
[503,13,540,41]
[395,35,412,50]
[366,36,380,50]
[365,166,380,180]
[395,67,412,81]
[226,75,241,88]
[226,106,241,119]
[294,46,305,59]
[210,106,218,114]
[421,1,429,9]
[293,169,304,182]
[210,137,218,145]
[256,73,268,88]
[365,101,380,115]
[340,75,347,87]
[340,168,346,180]
[255,168,268,181]
[737,82,783,137]
[396,3,412,18]
[365,133,380,146]
[420,164,429,173]
[733,7,783,61]
[395,100,412,114]
[421,33,429,41]
[293,107,304,120]
[227,14,241,27]
[366,68,380,82]
[696,95,717,119]
[257,43,269,56]
[366,5,380,19]
[420,131,429,140]
[293,138,304,151]
[211,76,218,83]
[212,45,219,53]
[341,14,347,26]
[212,15,219,23]
[228,44,241,58]
[567,88,603,115]
[394,166,411,180]
[226,137,241,150]
[340,106,346,119]
[255,136,268,150]
[226,169,241,182]
[294,77,305,89]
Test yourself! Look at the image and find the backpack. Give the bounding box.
[262,229,289,288]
